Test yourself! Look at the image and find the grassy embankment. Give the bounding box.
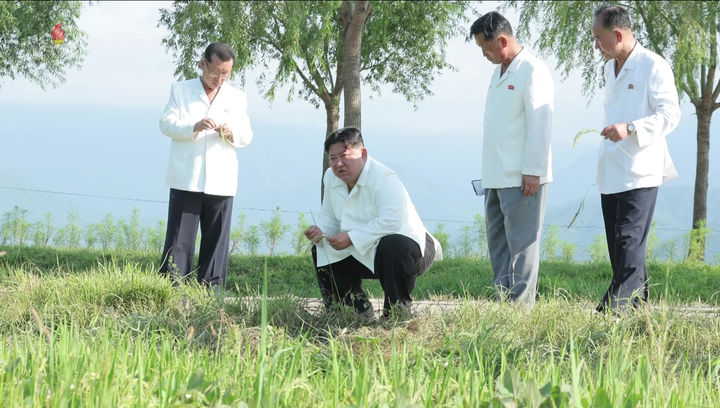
[1,246,719,406]
[2,245,719,305]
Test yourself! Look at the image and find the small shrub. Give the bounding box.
[244,225,261,255]
[473,213,489,258]
[260,207,290,256]
[291,213,310,256]
[455,225,475,258]
[432,223,451,257]
[145,220,166,253]
[229,213,247,255]
[560,241,576,262]
[685,220,710,264]
[542,225,560,260]
[587,235,607,263]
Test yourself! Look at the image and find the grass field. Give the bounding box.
[3,246,720,305]
[1,246,720,406]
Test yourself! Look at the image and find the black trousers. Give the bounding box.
[598,186,658,312]
[160,188,233,287]
[312,233,435,313]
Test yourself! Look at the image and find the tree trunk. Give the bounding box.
[341,0,371,129]
[317,0,370,202]
[690,105,711,260]
[320,102,340,201]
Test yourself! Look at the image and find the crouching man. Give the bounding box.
[305,127,443,318]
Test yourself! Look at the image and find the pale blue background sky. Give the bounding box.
[1,1,718,260]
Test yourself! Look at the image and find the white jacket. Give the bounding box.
[159,78,253,197]
[598,43,680,194]
[482,48,554,188]
[315,157,443,272]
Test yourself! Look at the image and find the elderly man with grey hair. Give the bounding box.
[591,5,680,313]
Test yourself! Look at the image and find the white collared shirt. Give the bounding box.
[159,78,253,197]
[315,157,443,272]
[482,48,554,188]
[598,43,680,194]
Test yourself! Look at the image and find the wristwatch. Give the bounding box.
[627,122,636,137]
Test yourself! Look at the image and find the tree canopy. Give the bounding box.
[0,1,87,90]
[159,1,469,115]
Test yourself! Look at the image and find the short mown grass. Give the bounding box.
[1,247,720,406]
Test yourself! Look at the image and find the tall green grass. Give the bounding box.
[3,246,720,305]
[1,262,720,406]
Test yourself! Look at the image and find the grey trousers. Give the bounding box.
[485,184,547,306]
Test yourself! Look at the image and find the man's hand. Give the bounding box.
[304,225,325,243]
[521,175,540,196]
[600,122,629,143]
[327,232,352,250]
[193,117,218,133]
[216,124,233,143]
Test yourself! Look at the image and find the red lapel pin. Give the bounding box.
[628,83,634,90]
[508,85,514,90]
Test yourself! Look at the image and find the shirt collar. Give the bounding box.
[196,77,226,105]
[195,77,205,94]
[618,41,642,71]
[492,47,526,85]
[355,156,372,187]
[504,47,526,74]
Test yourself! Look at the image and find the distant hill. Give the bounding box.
[545,184,719,262]
[1,104,717,261]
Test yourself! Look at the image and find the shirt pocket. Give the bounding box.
[497,85,525,119]
[628,143,662,177]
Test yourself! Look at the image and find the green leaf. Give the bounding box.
[187,368,205,391]
[591,388,612,408]
[573,128,599,149]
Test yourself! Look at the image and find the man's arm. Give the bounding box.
[632,60,681,147]
[159,83,198,141]
[219,89,254,148]
[521,63,554,195]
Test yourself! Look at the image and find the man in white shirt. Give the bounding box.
[471,12,554,306]
[158,42,253,288]
[304,127,442,318]
[591,5,680,312]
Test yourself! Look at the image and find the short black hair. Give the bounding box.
[594,5,631,30]
[470,11,513,41]
[324,127,364,153]
[203,42,235,65]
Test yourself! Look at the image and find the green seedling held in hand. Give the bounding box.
[219,127,228,146]
[573,128,633,158]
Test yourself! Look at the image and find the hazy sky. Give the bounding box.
[4,0,607,155]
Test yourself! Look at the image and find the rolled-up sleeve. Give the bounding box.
[159,83,197,141]
[521,64,554,177]
[633,60,680,147]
